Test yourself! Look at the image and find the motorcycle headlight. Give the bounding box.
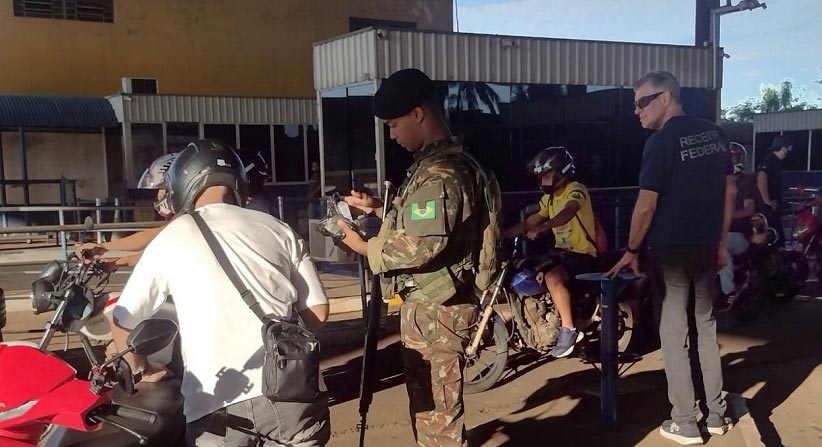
[30,279,57,315]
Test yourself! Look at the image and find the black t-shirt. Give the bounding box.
[639,115,731,247]
[729,173,757,237]
[756,153,783,204]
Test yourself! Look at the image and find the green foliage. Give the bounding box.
[724,80,815,123]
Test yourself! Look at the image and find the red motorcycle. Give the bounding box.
[790,187,822,278]
[0,256,178,446]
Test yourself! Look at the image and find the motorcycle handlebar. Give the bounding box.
[108,404,158,424]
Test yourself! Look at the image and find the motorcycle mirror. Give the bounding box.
[127,319,179,357]
[38,260,64,284]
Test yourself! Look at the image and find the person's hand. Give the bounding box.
[140,362,172,383]
[767,200,778,210]
[75,242,107,260]
[605,251,641,278]
[101,259,119,273]
[526,228,543,240]
[717,239,730,269]
[343,190,381,217]
[502,226,520,240]
[337,220,368,255]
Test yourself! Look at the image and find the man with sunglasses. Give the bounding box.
[607,70,735,445]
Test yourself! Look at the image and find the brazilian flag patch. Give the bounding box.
[411,200,436,220]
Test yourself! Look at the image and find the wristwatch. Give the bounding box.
[625,246,639,255]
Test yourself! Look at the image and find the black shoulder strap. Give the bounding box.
[191,212,267,322]
[574,213,596,247]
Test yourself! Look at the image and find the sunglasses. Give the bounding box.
[634,91,664,109]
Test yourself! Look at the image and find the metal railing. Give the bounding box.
[0,203,160,261]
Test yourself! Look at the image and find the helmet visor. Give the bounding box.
[138,168,165,189]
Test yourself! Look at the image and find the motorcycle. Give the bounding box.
[788,187,822,280]
[0,256,182,446]
[463,236,639,394]
[726,214,809,321]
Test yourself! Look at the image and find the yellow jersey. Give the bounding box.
[538,180,597,256]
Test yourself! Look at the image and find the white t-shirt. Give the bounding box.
[113,203,328,422]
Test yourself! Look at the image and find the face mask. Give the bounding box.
[733,163,744,174]
[154,193,173,218]
[540,184,555,194]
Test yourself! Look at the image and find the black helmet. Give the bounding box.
[237,150,270,181]
[166,140,248,215]
[526,146,576,179]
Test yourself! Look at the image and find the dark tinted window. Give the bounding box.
[273,125,305,182]
[131,123,163,183]
[319,85,376,194]
[782,130,810,171]
[204,124,236,149]
[811,130,822,171]
[239,125,272,178]
[166,122,198,153]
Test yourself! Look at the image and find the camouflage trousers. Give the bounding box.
[400,300,478,447]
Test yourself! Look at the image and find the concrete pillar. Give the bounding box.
[18,127,29,206]
[317,90,326,196]
[122,122,134,188]
[276,124,282,182]
[0,132,6,206]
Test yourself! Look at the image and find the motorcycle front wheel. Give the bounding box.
[732,284,768,322]
[771,251,809,303]
[463,314,509,395]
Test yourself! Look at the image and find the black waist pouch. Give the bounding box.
[261,317,321,402]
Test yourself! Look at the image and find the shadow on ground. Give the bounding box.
[468,300,822,446]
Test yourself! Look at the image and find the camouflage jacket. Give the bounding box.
[366,137,483,305]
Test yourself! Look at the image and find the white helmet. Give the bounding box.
[138,153,179,189]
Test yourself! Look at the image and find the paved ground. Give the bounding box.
[323,299,822,447]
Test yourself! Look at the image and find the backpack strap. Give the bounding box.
[574,213,597,249]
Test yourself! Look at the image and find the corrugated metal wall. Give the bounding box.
[115,94,318,125]
[754,109,822,133]
[313,29,377,92]
[314,29,715,90]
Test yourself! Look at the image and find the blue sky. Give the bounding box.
[455,0,822,108]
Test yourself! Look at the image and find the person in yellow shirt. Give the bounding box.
[503,147,598,357]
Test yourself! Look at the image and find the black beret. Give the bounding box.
[373,68,435,120]
[769,135,793,151]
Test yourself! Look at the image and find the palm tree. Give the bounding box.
[445,82,503,115]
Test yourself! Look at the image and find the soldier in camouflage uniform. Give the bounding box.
[338,68,486,447]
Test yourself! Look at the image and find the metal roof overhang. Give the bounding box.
[313,28,716,91]
[0,94,118,129]
[107,94,318,125]
[753,109,822,133]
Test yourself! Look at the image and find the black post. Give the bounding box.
[0,288,6,343]
[18,127,30,226]
[18,127,29,206]
[599,278,621,428]
[358,181,393,446]
[695,0,720,46]
[358,255,368,328]
[0,131,6,206]
[358,268,382,447]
